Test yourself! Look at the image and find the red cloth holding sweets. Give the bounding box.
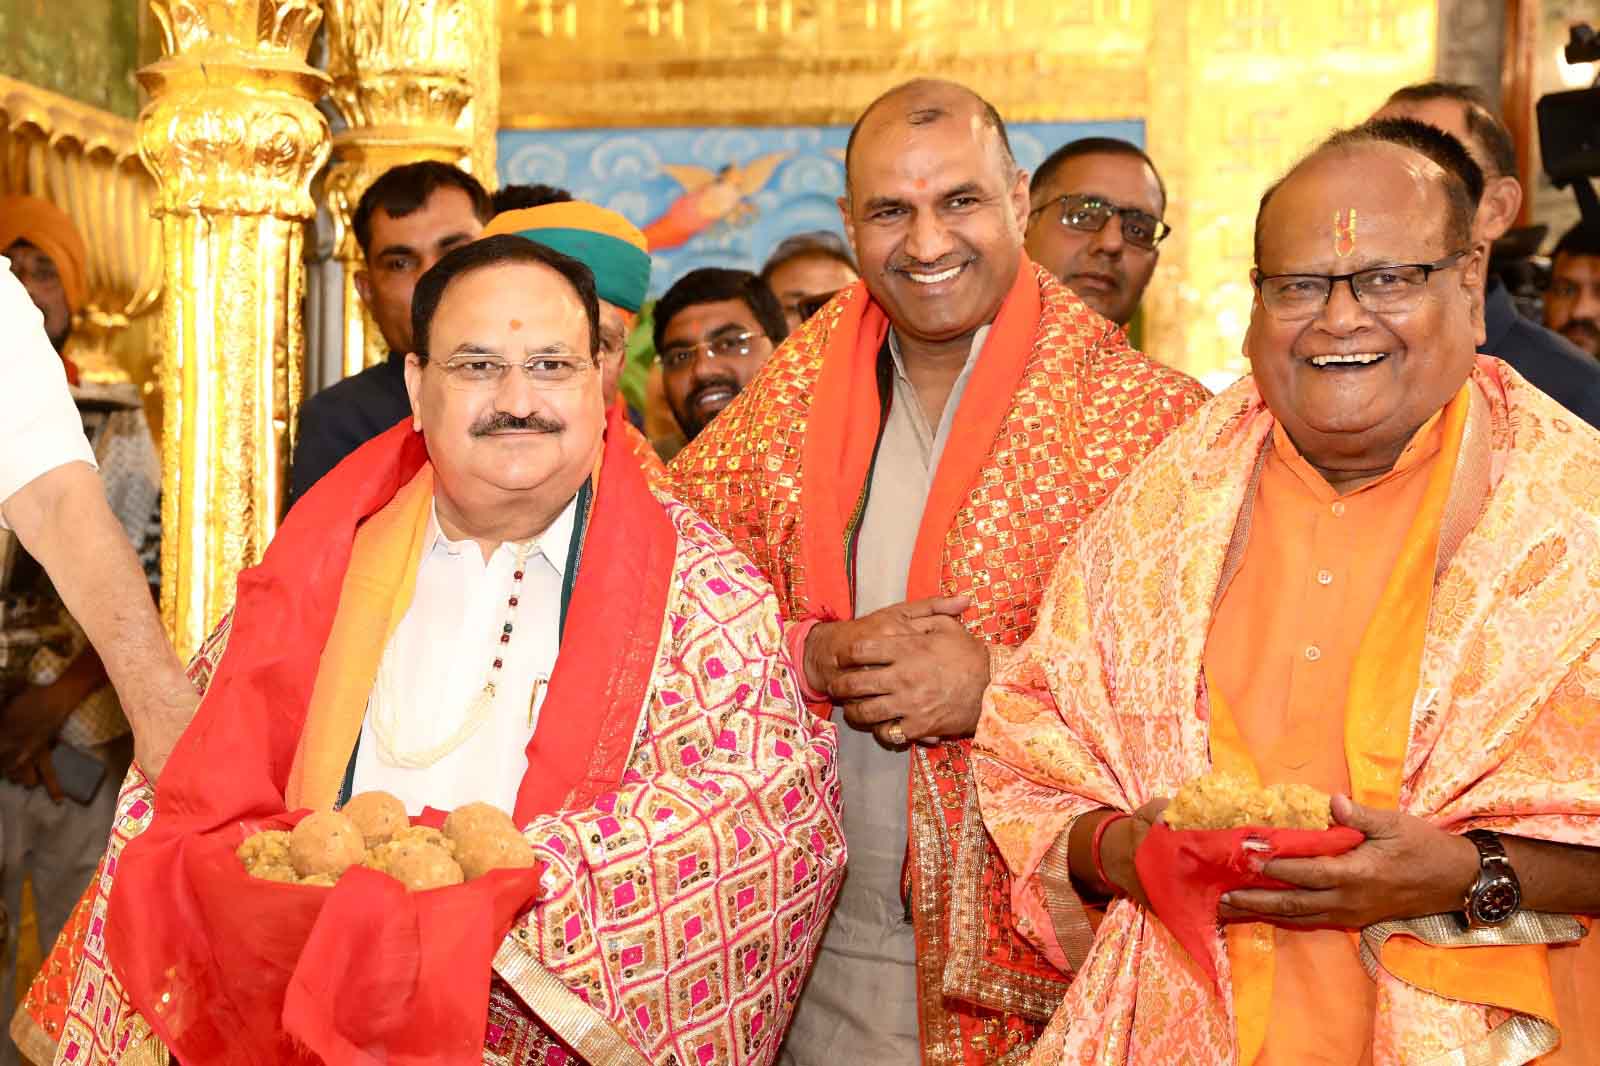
[104,409,675,1066]
[1134,823,1363,984]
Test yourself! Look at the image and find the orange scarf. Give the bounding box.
[798,255,1043,615]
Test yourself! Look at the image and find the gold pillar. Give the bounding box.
[0,76,163,414]
[323,0,499,378]
[139,0,332,660]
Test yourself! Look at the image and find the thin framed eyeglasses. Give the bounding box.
[1028,194,1171,250]
[658,330,766,371]
[437,353,596,391]
[1253,251,1469,322]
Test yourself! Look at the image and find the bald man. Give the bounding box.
[669,79,1208,1064]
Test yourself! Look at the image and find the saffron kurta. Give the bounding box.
[976,358,1600,1065]
[18,413,845,1066]
[668,258,1209,1064]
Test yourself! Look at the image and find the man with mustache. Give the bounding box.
[654,268,788,442]
[1544,222,1600,359]
[1024,137,1169,329]
[670,79,1208,1064]
[26,236,845,1066]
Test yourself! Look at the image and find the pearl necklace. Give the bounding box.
[370,538,537,769]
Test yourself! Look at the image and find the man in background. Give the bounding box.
[289,162,492,507]
[654,268,786,442]
[1544,222,1600,359]
[760,231,859,332]
[0,197,166,1066]
[483,201,664,476]
[1024,137,1168,329]
[1377,81,1600,424]
[490,182,572,215]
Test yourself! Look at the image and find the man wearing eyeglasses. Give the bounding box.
[1375,81,1600,428]
[1024,137,1168,328]
[976,116,1600,1065]
[654,267,788,441]
[37,234,845,1066]
[670,79,1208,1065]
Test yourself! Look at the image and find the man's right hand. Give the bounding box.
[1085,798,1171,909]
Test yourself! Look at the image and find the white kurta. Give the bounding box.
[351,493,577,815]
[0,263,96,522]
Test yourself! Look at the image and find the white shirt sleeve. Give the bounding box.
[0,258,97,526]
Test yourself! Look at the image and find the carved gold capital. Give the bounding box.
[149,0,323,58]
[324,0,480,131]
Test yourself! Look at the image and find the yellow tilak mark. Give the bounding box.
[1334,208,1358,257]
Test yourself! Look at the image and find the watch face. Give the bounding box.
[1472,877,1522,925]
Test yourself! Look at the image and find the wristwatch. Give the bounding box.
[1461,829,1522,928]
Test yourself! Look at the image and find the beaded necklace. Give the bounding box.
[370,537,538,769]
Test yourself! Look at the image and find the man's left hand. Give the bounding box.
[1219,795,1479,928]
[0,682,78,798]
[828,614,991,744]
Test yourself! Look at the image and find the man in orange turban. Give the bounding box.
[0,195,89,364]
[484,201,666,479]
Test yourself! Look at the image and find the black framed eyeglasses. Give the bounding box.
[658,329,766,371]
[1028,194,1171,250]
[1253,251,1469,321]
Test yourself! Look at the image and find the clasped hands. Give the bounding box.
[1096,794,1480,930]
[801,595,990,746]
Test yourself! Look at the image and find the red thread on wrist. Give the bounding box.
[1092,812,1132,891]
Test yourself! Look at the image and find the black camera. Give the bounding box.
[1537,24,1600,224]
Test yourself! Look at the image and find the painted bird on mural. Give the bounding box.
[642,152,791,251]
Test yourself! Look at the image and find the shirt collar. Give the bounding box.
[886,324,991,382]
[426,490,581,576]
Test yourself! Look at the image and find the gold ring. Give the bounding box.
[885,722,907,746]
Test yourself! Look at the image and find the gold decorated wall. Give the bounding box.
[501,0,1438,385]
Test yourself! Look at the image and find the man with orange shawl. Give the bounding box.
[17,235,844,1066]
[976,118,1600,1065]
[669,80,1207,1064]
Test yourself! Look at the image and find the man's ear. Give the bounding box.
[403,352,424,431]
[1010,168,1032,232]
[354,269,375,313]
[1476,174,1523,243]
[1462,246,1488,345]
[836,194,857,258]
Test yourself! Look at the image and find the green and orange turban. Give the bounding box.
[484,201,651,313]
[0,194,89,313]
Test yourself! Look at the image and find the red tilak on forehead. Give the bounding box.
[1334,208,1357,258]
[510,318,523,330]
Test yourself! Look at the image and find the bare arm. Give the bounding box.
[2,461,196,779]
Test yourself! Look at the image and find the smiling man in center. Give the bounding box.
[670,79,1208,1064]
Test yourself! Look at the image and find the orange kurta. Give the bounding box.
[1205,404,1452,1065]
[976,359,1600,1065]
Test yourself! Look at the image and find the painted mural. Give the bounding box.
[498,121,1145,300]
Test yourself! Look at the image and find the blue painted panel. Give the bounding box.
[499,120,1144,299]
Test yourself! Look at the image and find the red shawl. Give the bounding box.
[105,407,675,1065]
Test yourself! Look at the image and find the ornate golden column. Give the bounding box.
[322,0,499,378]
[138,0,332,660]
